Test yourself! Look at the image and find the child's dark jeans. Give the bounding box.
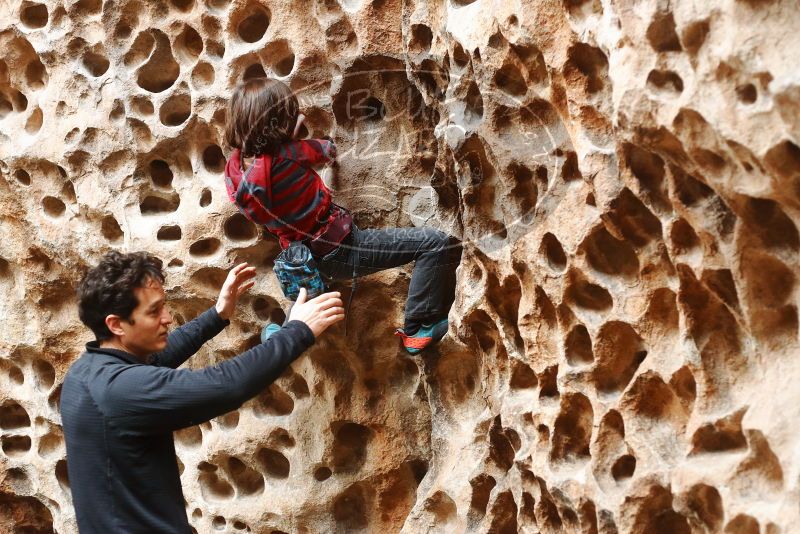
[314,226,462,333]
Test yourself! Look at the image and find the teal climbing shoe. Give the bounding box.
[394,318,449,355]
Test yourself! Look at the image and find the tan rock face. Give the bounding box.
[1,0,799,532]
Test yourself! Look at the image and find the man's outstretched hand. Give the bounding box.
[288,288,344,338]
[215,263,257,321]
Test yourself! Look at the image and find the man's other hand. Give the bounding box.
[215,263,257,321]
[288,288,344,338]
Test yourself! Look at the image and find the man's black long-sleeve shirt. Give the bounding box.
[60,308,315,533]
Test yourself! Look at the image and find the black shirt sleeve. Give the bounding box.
[96,321,315,434]
[149,307,229,369]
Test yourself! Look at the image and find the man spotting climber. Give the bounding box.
[61,251,344,533]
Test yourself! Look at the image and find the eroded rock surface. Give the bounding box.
[1,0,799,532]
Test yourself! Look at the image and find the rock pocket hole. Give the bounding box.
[202,144,225,173]
[55,458,70,491]
[73,0,102,16]
[538,365,559,398]
[593,321,645,393]
[192,62,215,89]
[452,41,470,68]
[263,39,295,77]
[131,96,154,116]
[42,196,66,218]
[275,54,295,77]
[409,24,433,55]
[9,364,24,385]
[565,276,613,311]
[540,233,567,271]
[212,516,226,530]
[509,360,537,389]
[140,193,180,215]
[21,2,48,28]
[611,454,636,481]
[176,25,204,62]
[468,473,496,522]
[2,435,32,457]
[149,159,173,188]
[671,218,700,255]
[33,359,55,391]
[581,226,639,278]
[175,425,203,448]
[464,80,484,124]
[333,483,369,530]
[736,83,757,104]
[237,6,270,43]
[741,196,799,252]
[37,431,61,458]
[3,90,28,115]
[566,43,608,93]
[206,39,225,58]
[200,188,212,207]
[689,410,747,454]
[550,392,593,462]
[136,31,180,93]
[252,297,283,322]
[724,514,759,534]
[170,0,195,12]
[157,225,182,241]
[48,384,61,411]
[199,470,234,501]
[15,169,31,185]
[227,456,264,495]
[160,93,191,126]
[217,411,239,429]
[314,465,332,481]
[82,51,110,77]
[565,324,593,365]
[254,384,294,417]
[646,69,684,94]
[25,59,48,89]
[764,139,800,183]
[224,213,257,241]
[124,31,155,68]
[681,19,709,56]
[0,94,13,118]
[243,63,267,81]
[256,447,290,478]
[331,422,372,473]
[353,96,386,122]
[495,63,527,96]
[189,238,221,257]
[647,11,682,52]
[607,188,663,245]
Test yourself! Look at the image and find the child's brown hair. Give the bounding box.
[225,78,299,158]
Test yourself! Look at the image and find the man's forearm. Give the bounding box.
[105,320,316,434]
[217,320,315,403]
[149,307,229,368]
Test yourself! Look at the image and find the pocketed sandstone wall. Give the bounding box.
[1,0,799,532]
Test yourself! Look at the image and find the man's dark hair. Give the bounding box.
[77,251,165,341]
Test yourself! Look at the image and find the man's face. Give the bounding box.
[116,278,173,357]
